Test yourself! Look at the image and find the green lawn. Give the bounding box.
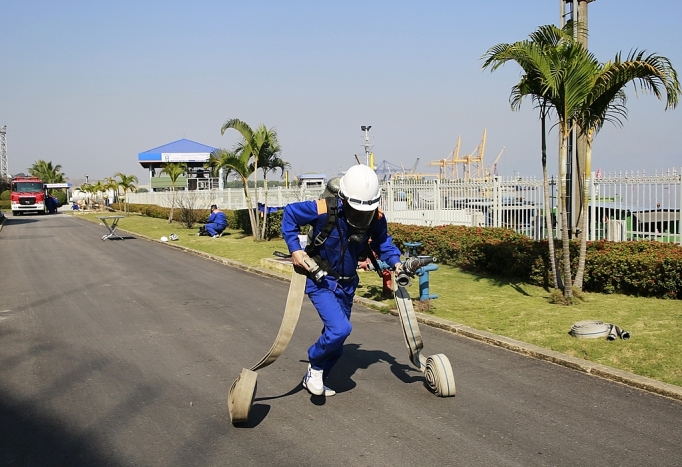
[76,211,682,388]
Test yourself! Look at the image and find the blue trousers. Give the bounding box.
[307,282,355,377]
[205,223,226,236]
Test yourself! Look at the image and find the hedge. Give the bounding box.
[387,223,682,300]
[114,204,682,299]
[125,203,285,239]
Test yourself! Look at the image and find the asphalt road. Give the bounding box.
[1,213,681,467]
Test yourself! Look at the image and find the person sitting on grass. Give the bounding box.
[201,204,228,238]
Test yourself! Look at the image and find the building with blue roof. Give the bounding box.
[138,139,218,191]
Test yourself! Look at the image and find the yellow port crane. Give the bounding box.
[428,130,489,180]
[485,147,506,178]
[428,129,504,180]
[394,158,431,181]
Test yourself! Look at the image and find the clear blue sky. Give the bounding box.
[2,0,681,185]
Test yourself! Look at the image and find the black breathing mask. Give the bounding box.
[344,205,376,243]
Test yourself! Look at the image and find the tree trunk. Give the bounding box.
[541,114,561,289]
[260,173,269,240]
[252,160,261,240]
[168,187,176,223]
[573,133,593,289]
[240,177,258,238]
[559,130,573,299]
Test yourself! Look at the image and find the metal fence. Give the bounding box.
[126,168,681,245]
[589,169,681,244]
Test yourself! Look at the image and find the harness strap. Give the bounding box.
[307,197,338,251]
[365,243,384,279]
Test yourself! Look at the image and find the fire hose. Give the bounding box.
[393,268,456,397]
[228,255,455,424]
[227,267,307,424]
[569,320,631,340]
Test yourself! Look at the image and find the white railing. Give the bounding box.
[589,169,681,244]
[126,169,681,245]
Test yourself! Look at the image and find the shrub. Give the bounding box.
[230,208,283,240]
[54,191,67,206]
[388,223,682,299]
[120,203,682,299]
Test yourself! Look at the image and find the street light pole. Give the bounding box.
[560,0,595,239]
[360,125,372,167]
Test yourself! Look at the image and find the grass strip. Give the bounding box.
[74,211,682,388]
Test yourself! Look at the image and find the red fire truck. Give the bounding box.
[10,176,48,216]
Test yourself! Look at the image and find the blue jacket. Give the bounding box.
[282,198,401,290]
[207,210,228,228]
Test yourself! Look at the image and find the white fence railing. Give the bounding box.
[126,169,681,245]
[588,170,681,244]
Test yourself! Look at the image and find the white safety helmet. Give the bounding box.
[160,236,169,242]
[169,233,179,241]
[339,164,381,229]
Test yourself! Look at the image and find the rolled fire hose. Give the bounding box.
[227,267,308,424]
[569,320,631,340]
[393,281,456,397]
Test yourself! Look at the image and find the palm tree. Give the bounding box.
[77,183,95,208]
[103,177,118,208]
[257,137,290,239]
[482,24,581,294]
[204,152,224,182]
[160,162,187,222]
[572,50,680,288]
[29,160,64,183]
[221,119,280,240]
[483,24,681,299]
[92,180,106,206]
[115,173,139,215]
[210,148,256,234]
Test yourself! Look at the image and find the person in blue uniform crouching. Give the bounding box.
[282,164,404,397]
[204,204,228,237]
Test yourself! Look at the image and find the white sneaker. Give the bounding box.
[322,385,336,397]
[302,364,324,396]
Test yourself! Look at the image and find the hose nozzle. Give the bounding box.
[395,256,438,287]
[302,256,327,283]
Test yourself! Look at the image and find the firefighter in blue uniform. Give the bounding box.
[204,204,228,237]
[282,164,403,397]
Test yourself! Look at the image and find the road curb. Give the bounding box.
[403,313,682,402]
[88,219,682,403]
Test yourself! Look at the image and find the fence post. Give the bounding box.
[385,181,394,222]
[677,167,682,246]
[433,179,441,225]
[493,176,501,228]
[589,171,596,241]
